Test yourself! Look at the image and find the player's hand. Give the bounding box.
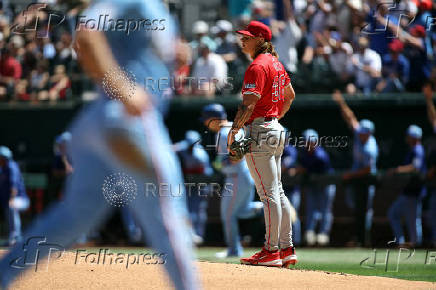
[351,55,359,66]
[332,89,343,103]
[122,87,152,116]
[423,83,433,101]
[386,168,397,176]
[227,129,237,154]
[342,172,353,181]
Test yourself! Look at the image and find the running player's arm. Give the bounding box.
[343,167,371,180]
[393,149,423,174]
[278,83,296,120]
[74,28,149,115]
[332,90,359,131]
[424,84,436,130]
[344,148,376,180]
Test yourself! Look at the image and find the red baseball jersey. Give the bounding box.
[241,54,290,124]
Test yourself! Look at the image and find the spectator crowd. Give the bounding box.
[176,0,436,96]
[1,0,436,101]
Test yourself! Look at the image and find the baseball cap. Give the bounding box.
[185,130,201,146]
[357,119,375,135]
[410,25,426,38]
[200,103,227,121]
[198,38,215,52]
[192,20,209,34]
[236,21,272,42]
[302,129,319,143]
[415,0,432,10]
[216,20,233,33]
[388,39,404,53]
[407,124,422,139]
[0,146,12,159]
[55,131,72,145]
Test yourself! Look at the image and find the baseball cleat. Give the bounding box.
[280,246,298,268]
[215,251,242,259]
[240,247,282,267]
[317,234,330,246]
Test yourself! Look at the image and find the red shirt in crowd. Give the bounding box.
[174,65,190,95]
[241,53,290,124]
[0,56,22,80]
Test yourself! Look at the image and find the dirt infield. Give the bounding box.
[4,252,435,289]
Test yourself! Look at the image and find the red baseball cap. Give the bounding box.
[388,39,404,53]
[236,21,272,41]
[410,25,426,37]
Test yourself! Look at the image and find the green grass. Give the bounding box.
[196,247,436,282]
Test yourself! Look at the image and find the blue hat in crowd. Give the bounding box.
[185,130,201,146]
[302,129,319,142]
[357,119,375,135]
[200,103,227,122]
[55,132,72,145]
[0,146,12,159]
[407,125,422,139]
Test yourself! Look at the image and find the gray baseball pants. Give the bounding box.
[244,117,293,251]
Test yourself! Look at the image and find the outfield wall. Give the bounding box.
[1,94,434,170]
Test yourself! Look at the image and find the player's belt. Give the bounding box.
[245,117,277,125]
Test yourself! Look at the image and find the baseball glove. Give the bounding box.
[229,138,253,162]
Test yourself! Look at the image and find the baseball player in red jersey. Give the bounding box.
[227,21,297,267]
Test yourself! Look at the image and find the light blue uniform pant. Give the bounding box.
[120,208,142,243]
[430,190,436,243]
[304,184,336,234]
[6,208,22,244]
[285,188,301,245]
[0,100,199,290]
[221,173,258,256]
[388,194,423,245]
[187,189,208,238]
[345,185,375,245]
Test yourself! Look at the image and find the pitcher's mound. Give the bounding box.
[6,252,435,289]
